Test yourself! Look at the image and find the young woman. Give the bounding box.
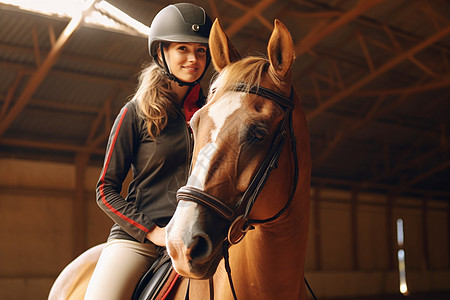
[84,4,212,299]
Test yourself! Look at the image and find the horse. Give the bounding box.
[48,18,311,300]
[165,18,311,299]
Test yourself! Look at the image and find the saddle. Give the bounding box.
[132,251,180,300]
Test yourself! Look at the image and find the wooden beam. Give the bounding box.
[448,203,450,265]
[357,33,375,72]
[48,24,56,47]
[206,0,220,19]
[299,78,450,97]
[313,94,386,166]
[0,0,99,137]
[0,54,136,91]
[407,55,439,78]
[387,193,395,270]
[225,0,275,38]
[421,197,430,270]
[314,72,423,166]
[0,41,140,72]
[375,145,448,182]
[313,186,322,270]
[0,137,104,155]
[286,11,343,19]
[351,188,359,270]
[307,24,450,121]
[0,71,25,120]
[403,159,450,188]
[86,89,117,147]
[224,0,272,31]
[302,0,450,54]
[31,27,41,67]
[73,153,90,257]
[312,177,450,199]
[295,0,387,56]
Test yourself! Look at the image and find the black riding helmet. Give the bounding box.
[148,3,213,87]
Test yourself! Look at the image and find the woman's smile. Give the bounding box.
[163,42,207,83]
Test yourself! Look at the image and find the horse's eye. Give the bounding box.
[246,124,268,144]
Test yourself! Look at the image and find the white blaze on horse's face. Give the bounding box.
[187,91,243,189]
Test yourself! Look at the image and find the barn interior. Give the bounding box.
[0,0,449,299]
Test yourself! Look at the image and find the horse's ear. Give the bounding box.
[267,19,295,78]
[209,19,241,71]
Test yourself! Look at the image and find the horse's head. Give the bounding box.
[166,19,296,279]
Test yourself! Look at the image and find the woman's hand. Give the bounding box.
[146,226,166,247]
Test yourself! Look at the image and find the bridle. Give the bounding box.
[177,83,298,236]
[177,82,301,300]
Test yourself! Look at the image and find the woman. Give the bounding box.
[84,3,212,299]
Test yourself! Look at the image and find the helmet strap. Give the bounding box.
[156,43,210,87]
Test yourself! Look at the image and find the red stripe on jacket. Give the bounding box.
[99,107,149,233]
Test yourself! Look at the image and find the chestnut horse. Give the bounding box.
[48,19,311,300]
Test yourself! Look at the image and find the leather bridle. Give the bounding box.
[177,83,300,300]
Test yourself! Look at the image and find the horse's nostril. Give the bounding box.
[187,234,213,263]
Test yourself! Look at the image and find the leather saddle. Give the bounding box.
[131,251,180,300]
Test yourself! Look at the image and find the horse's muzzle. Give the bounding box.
[165,199,223,279]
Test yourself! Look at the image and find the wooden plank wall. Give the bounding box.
[0,158,449,299]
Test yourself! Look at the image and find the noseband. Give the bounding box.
[177,83,299,242]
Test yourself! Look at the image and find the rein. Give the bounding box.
[176,83,301,300]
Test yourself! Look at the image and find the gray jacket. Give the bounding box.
[96,86,204,243]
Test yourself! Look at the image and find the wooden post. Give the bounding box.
[448,202,450,267]
[73,153,90,257]
[351,188,359,270]
[313,186,322,270]
[386,193,395,270]
[422,197,430,270]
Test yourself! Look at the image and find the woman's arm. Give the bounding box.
[96,102,154,243]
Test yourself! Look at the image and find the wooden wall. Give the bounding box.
[0,158,112,300]
[305,187,450,298]
[0,158,449,299]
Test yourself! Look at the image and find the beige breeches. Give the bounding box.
[84,239,159,300]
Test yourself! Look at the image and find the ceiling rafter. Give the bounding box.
[302,0,450,54]
[297,15,450,108]
[312,176,450,199]
[299,78,450,98]
[294,0,387,56]
[419,0,450,31]
[0,0,449,199]
[0,93,121,116]
[403,159,450,188]
[0,70,25,120]
[85,89,117,148]
[0,60,136,90]
[306,24,450,122]
[375,144,449,183]
[31,27,42,67]
[0,137,104,154]
[224,0,272,31]
[224,0,275,38]
[0,42,140,72]
[0,0,100,137]
[313,75,428,167]
[206,0,219,19]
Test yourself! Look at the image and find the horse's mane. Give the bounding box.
[208,56,283,104]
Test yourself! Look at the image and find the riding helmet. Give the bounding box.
[148,3,213,86]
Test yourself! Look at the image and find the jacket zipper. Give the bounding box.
[174,107,193,182]
[184,122,193,181]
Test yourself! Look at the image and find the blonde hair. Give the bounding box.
[132,62,177,139]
